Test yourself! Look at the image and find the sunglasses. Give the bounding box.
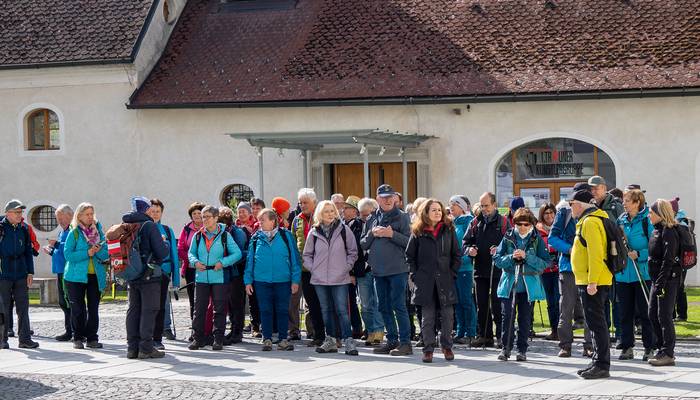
[515,222,531,227]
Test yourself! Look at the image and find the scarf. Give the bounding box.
[537,222,552,234]
[424,222,444,238]
[517,227,534,240]
[262,228,278,242]
[79,223,100,246]
[201,225,221,252]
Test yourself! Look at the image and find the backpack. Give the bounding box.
[106,222,147,283]
[193,228,229,265]
[577,214,628,275]
[468,213,508,238]
[675,219,697,270]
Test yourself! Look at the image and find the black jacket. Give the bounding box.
[406,224,461,307]
[648,223,682,288]
[344,217,368,277]
[122,212,170,281]
[462,211,510,279]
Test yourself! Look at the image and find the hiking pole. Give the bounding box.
[630,258,650,306]
[506,262,521,355]
[168,288,177,339]
[537,300,545,329]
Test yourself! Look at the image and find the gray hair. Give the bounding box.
[55,204,73,215]
[358,198,378,213]
[201,205,220,218]
[297,188,317,203]
[330,193,345,202]
[71,202,95,228]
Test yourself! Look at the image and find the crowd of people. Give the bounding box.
[0,175,693,380]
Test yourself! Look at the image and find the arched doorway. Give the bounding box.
[495,138,616,209]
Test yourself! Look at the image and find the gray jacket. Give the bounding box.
[360,207,411,277]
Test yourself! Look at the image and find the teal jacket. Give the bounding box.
[453,214,474,272]
[616,208,653,283]
[494,230,547,301]
[63,222,109,291]
[187,223,242,284]
[156,222,181,287]
[244,229,301,285]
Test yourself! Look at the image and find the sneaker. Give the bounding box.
[138,349,165,359]
[389,343,413,356]
[642,348,654,362]
[422,351,433,363]
[373,342,398,354]
[163,329,176,340]
[619,347,634,360]
[188,340,205,351]
[558,347,572,358]
[212,339,223,351]
[316,336,338,353]
[86,341,103,349]
[278,339,294,351]
[516,352,527,362]
[73,340,84,349]
[344,338,358,356]
[577,363,594,376]
[18,339,39,349]
[582,347,594,358]
[497,349,510,361]
[55,332,72,342]
[648,354,676,367]
[580,366,610,380]
[261,339,273,352]
[153,341,165,350]
[126,349,138,359]
[442,347,454,361]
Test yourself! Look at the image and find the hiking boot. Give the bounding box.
[390,343,413,356]
[126,349,138,359]
[138,349,165,359]
[86,341,103,349]
[615,342,624,350]
[422,351,433,363]
[619,347,634,360]
[55,332,72,342]
[442,348,455,361]
[18,339,39,349]
[188,340,205,350]
[372,331,384,345]
[73,340,84,349]
[497,349,510,361]
[577,363,594,376]
[642,348,654,362]
[212,339,223,351]
[373,341,398,354]
[278,339,294,351]
[364,332,374,346]
[261,339,273,351]
[163,329,176,340]
[558,347,572,358]
[471,336,494,348]
[454,337,469,345]
[516,352,527,362]
[316,336,338,353]
[544,332,558,341]
[648,354,675,367]
[344,338,358,356]
[153,341,165,350]
[307,338,324,347]
[580,366,610,380]
[582,347,594,358]
[289,333,301,341]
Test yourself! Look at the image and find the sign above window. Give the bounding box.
[515,139,595,181]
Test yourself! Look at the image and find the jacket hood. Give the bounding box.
[556,199,570,211]
[453,214,472,228]
[122,211,153,224]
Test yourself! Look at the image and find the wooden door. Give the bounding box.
[332,162,417,202]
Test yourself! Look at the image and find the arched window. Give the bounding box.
[495,138,616,209]
[220,184,255,208]
[29,205,58,232]
[25,109,60,151]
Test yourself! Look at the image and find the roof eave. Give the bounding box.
[0,58,133,71]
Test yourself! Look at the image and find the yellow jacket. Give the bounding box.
[572,208,613,286]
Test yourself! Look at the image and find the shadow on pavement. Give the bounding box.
[0,375,58,400]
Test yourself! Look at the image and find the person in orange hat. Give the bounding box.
[272,197,291,229]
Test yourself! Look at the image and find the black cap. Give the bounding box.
[572,182,592,192]
[376,184,396,197]
[625,184,646,193]
[571,190,594,204]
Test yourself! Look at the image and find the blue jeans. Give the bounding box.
[357,273,384,333]
[501,292,531,354]
[374,272,411,345]
[455,271,477,338]
[163,292,172,331]
[315,284,352,340]
[254,281,291,341]
[541,271,560,332]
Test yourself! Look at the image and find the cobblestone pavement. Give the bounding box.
[0,373,688,400]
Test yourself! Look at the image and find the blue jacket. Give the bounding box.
[617,208,653,283]
[244,229,301,285]
[188,223,242,284]
[156,223,180,287]
[63,222,109,291]
[50,228,70,274]
[494,230,548,301]
[548,201,576,272]
[0,217,34,281]
[453,214,474,272]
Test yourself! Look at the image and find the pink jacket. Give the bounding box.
[303,222,358,286]
[178,221,199,276]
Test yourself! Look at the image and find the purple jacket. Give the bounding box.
[303,221,358,286]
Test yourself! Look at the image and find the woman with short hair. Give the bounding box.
[179,202,205,324]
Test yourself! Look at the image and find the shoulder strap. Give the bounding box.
[642,217,650,242]
[279,229,293,265]
[340,225,348,252]
[221,229,228,258]
[73,228,79,251]
[194,231,202,254]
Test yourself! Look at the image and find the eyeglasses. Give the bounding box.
[202,215,214,220]
[544,210,555,215]
[515,222,531,227]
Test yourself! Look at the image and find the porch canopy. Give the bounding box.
[227,129,435,200]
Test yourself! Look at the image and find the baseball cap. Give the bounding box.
[376,184,396,197]
[4,199,26,212]
[587,176,607,187]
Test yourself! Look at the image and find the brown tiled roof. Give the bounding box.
[129,0,700,108]
[0,0,156,68]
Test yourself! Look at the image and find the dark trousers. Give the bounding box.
[0,278,30,342]
[153,274,170,343]
[349,282,363,335]
[57,273,72,335]
[541,271,560,332]
[674,270,688,320]
[185,268,196,320]
[579,285,611,370]
[300,271,325,340]
[255,281,291,341]
[475,276,502,340]
[649,275,681,358]
[229,274,246,338]
[617,281,654,350]
[249,289,260,330]
[65,275,100,342]
[605,280,621,338]
[501,292,531,354]
[421,290,454,353]
[193,282,229,341]
[127,280,161,353]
